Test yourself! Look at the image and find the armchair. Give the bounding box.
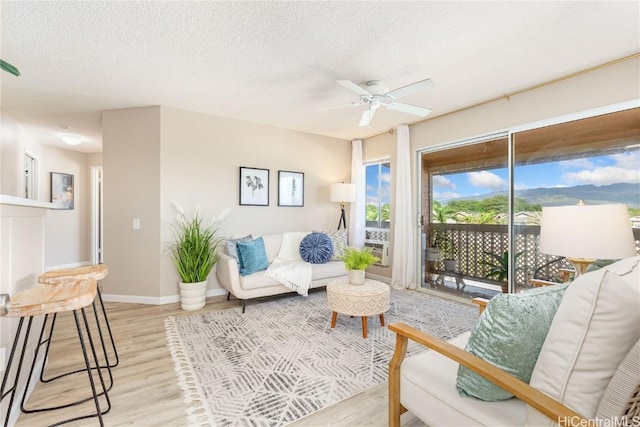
[388,256,640,427]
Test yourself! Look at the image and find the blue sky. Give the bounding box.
[433,150,640,202]
[366,164,391,206]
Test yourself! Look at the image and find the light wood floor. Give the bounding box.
[12,294,424,427]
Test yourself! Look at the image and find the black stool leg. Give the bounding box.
[96,288,119,368]
[21,302,113,412]
[0,317,32,427]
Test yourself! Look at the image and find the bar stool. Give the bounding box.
[0,280,110,426]
[37,265,118,375]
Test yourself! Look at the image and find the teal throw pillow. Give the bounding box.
[236,237,268,276]
[456,283,569,401]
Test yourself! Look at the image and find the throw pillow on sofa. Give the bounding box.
[225,234,253,262]
[299,232,333,264]
[236,237,268,276]
[456,283,569,401]
[322,229,348,261]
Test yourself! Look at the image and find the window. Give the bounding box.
[365,161,391,229]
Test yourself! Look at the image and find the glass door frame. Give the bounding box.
[414,98,639,297]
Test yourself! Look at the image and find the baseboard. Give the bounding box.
[101,287,228,305]
[44,261,92,271]
[365,272,391,284]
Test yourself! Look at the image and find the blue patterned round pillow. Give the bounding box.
[299,232,334,264]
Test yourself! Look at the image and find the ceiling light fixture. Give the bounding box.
[61,134,83,146]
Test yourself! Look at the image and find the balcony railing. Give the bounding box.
[427,223,576,291]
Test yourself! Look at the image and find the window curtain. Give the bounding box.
[391,125,415,290]
[349,139,366,248]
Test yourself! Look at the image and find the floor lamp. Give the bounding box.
[538,203,637,277]
[330,183,356,230]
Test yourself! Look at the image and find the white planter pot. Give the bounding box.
[179,280,207,311]
[444,259,457,272]
[425,247,441,262]
[349,270,366,285]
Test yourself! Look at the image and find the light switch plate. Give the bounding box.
[133,218,140,229]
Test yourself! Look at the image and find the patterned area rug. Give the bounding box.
[165,288,478,426]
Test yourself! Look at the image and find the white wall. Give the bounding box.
[102,106,351,301]
[0,111,93,268]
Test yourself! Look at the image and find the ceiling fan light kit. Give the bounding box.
[325,78,436,127]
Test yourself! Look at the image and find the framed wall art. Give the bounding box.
[278,170,304,207]
[51,172,74,210]
[239,167,269,206]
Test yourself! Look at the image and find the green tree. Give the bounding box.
[366,204,379,221]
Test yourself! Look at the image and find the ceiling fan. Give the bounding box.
[316,78,435,127]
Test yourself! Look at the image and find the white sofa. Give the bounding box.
[216,233,348,312]
[389,256,640,427]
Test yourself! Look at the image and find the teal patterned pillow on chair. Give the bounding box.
[456,283,569,401]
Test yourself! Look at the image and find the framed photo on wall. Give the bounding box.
[51,172,74,210]
[239,167,269,206]
[278,170,304,207]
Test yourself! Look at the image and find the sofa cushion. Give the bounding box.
[225,234,253,261]
[526,260,640,425]
[596,339,640,421]
[310,260,348,281]
[323,229,348,261]
[456,283,568,401]
[237,237,269,276]
[402,331,527,426]
[299,232,333,264]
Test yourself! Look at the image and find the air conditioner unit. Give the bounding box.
[364,240,390,267]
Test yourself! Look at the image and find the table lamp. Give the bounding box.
[330,183,356,230]
[538,202,637,277]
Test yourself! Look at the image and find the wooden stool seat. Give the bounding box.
[1,279,110,426]
[37,264,119,375]
[38,264,108,284]
[7,280,97,317]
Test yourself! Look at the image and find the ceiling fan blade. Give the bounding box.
[387,79,435,99]
[336,80,371,96]
[312,102,360,112]
[387,102,432,117]
[359,108,376,127]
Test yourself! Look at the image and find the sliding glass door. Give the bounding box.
[419,106,639,300]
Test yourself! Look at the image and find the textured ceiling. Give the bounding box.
[1,1,639,153]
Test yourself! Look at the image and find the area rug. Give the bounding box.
[165,289,478,426]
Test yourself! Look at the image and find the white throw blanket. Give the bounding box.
[265,232,312,296]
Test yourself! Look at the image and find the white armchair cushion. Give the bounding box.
[526,261,640,426]
[401,332,526,427]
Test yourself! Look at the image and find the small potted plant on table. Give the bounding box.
[340,246,380,285]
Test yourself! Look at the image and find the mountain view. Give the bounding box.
[443,183,640,209]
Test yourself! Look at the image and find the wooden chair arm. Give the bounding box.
[559,268,575,282]
[471,297,488,314]
[529,278,560,288]
[388,322,589,427]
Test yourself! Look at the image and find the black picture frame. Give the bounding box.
[278,170,304,207]
[51,172,74,210]
[239,167,269,206]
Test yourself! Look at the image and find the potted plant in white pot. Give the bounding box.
[340,246,380,285]
[166,204,224,310]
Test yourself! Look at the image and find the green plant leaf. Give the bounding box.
[1,60,20,76]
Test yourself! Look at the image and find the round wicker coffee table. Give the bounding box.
[326,278,390,338]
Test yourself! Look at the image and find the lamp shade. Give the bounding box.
[330,183,356,203]
[539,203,636,260]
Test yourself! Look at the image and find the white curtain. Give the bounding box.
[349,139,366,248]
[391,125,416,290]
